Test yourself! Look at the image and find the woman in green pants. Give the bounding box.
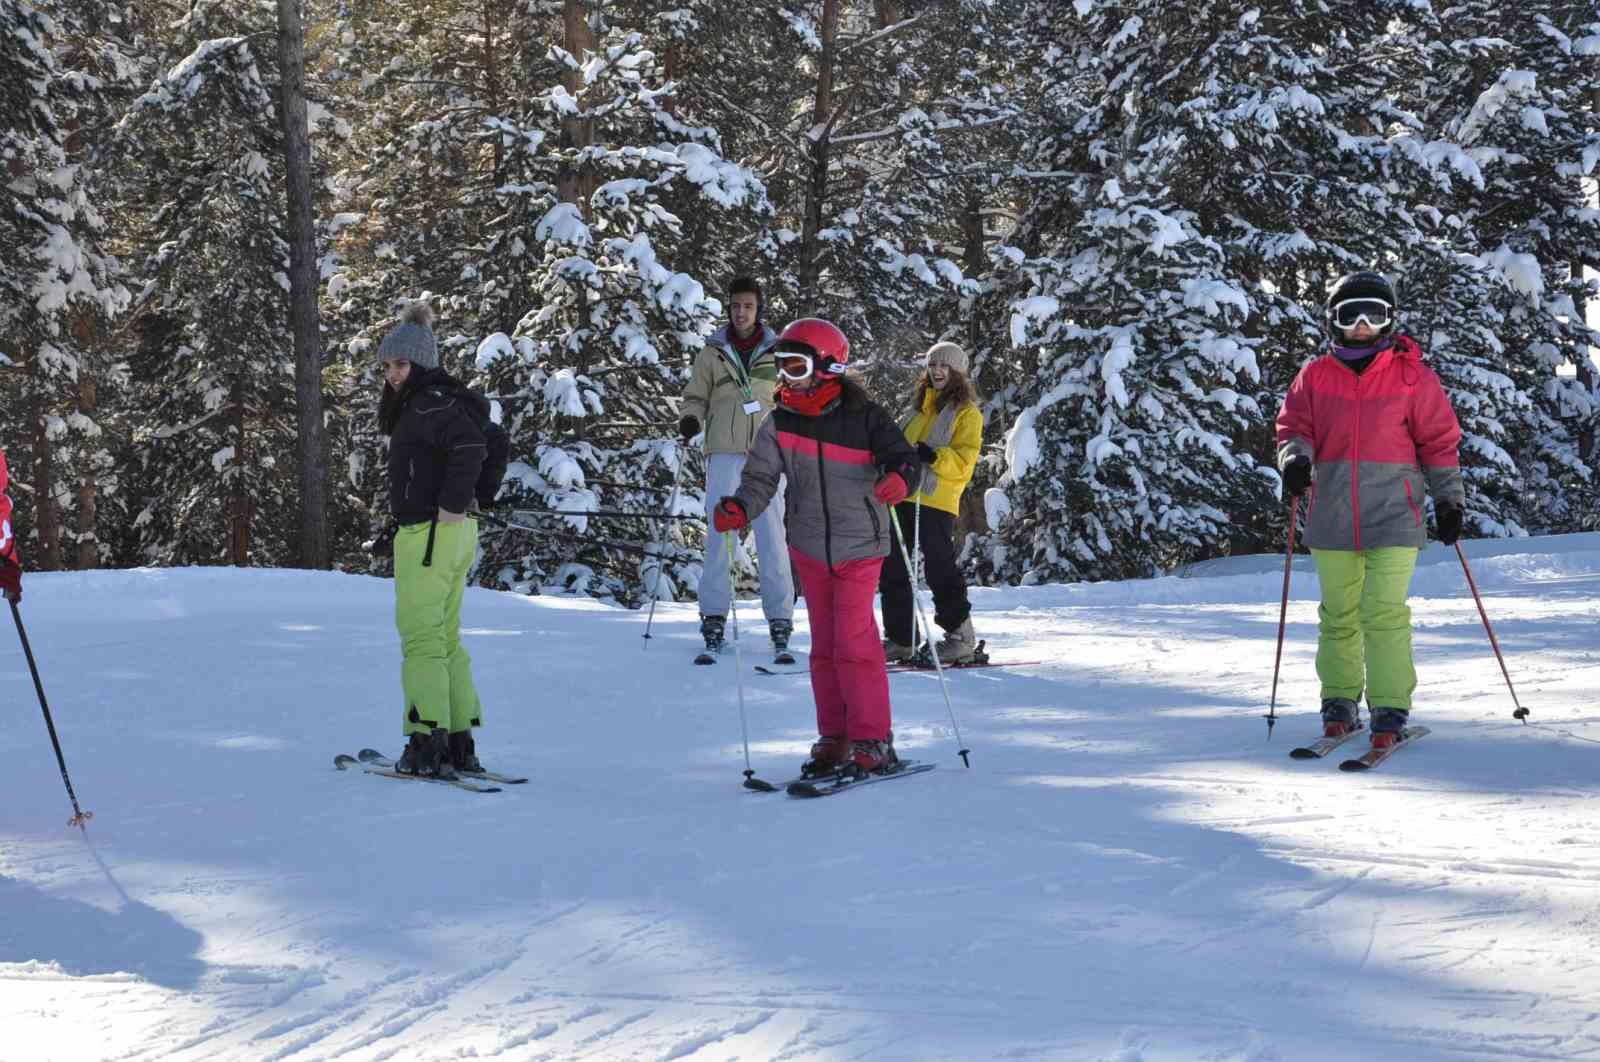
[1276,272,1465,749]
[378,303,505,777]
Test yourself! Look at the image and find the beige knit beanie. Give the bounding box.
[924,341,969,375]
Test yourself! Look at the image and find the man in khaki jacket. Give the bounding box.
[678,277,794,659]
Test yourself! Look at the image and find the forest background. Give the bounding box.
[2,0,1596,603]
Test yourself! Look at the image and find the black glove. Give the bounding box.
[1435,502,1463,546]
[366,523,397,558]
[1281,456,1312,499]
[678,414,700,441]
[0,555,20,603]
[915,442,937,465]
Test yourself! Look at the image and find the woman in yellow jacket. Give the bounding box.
[879,342,984,664]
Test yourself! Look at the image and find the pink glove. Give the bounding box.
[872,472,908,508]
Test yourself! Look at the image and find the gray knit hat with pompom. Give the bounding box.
[377,302,438,369]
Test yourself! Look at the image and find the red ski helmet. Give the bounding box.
[774,318,849,376]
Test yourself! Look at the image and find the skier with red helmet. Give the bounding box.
[712,318,920,776]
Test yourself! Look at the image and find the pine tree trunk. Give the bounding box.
[560,0,595,210]
[1579,81,1600,468]
[277,0,329,568]
[76,364,97,569]
[230,378,253,566]
[797,0,840,304]
[28,362,61,570]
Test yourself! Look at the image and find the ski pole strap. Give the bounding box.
[422,515,438,567]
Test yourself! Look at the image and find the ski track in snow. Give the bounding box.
[3,539,1600,1060]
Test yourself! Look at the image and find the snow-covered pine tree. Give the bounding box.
[646,3,1010,373]
[0,0,130,569]
[113,1,336,565]
[1420,4,1600,534]
[329,4,770,600]
[975,1,1571,579]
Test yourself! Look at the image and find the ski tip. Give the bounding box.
[785,781,823,798]
[1287,747,1320,760]
[1338,759,1371,772]
[694,655,716,665]
[357,748,384,762]
[335,754,358,770]
[743,776,780,793]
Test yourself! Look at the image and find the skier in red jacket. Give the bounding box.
[0,450,21,604]
[1276,271,1465,749]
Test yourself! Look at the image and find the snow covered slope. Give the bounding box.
[2,538,1598,1061]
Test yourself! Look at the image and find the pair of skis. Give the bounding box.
[743,758,937,799]
[334,747,527,794]
[1288,725,1431,771]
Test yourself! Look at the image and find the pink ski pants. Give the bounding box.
[790,547,891,742]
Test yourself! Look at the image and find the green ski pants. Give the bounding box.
[1310,546,1419,711]
[394,518,483,736]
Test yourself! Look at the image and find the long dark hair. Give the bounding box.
[378,369,430,435]
[911,368,977,412]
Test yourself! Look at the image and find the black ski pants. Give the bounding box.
[878,502,971,646]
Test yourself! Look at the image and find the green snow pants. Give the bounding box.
[1310,546,1419,711]
[394,517,483,736]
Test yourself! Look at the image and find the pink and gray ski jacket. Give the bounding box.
[1275,335,1464,552]
[736,380,918,571]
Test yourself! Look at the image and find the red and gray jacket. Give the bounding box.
[0,449,16,568]
[735,380,919,570]
[1276,335,1464,551]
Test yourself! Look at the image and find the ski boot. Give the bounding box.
[882,638,916,664]
[849,734,899,775]
[1319,697,1361,738]
[700,614,726,652]
[802,735,852,778]
[770,618,795,664]
[396,729,457,779]
[694,615,726,664]
[1369,708,1409,750]
[448,730,482,773]
[935,619,979,665]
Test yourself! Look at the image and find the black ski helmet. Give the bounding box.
[1325,271,1397,342]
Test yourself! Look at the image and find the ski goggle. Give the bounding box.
[1331,298,1394,330]
[777,353,815,381]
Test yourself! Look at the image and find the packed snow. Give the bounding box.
[2,534,1599,1060]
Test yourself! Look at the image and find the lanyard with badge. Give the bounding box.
[724,341,765,416]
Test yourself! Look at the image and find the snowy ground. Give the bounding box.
[2,535,1599,1061]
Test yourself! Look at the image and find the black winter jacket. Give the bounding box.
[381,369,501,525]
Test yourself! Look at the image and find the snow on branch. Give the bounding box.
[839,14,932,55]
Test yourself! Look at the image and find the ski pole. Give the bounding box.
[1455,541,1528,721]
[479,513,696,562]
[10,599,93,830]
[891,510,971,767]
[912,493,925,654]
[508,507,704,521]
[725,530,758,786]
[642,444,689,645]
[1265,494,1299,740]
